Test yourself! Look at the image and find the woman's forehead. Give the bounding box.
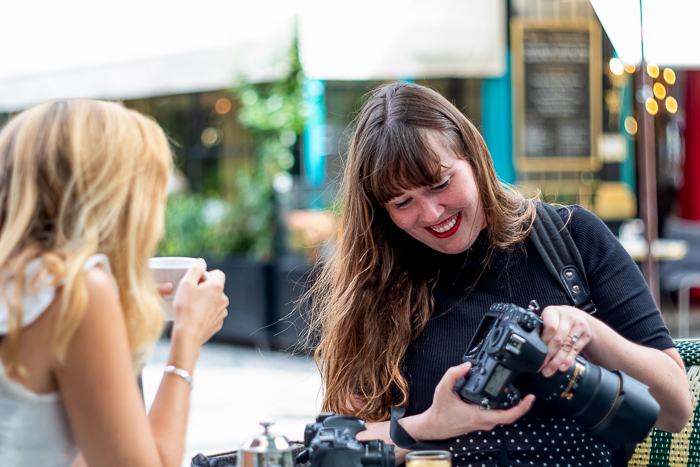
[361,127,464,204]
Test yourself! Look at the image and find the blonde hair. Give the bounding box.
[306,83,537,422]
[0,99,172,371]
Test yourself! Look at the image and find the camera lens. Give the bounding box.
[524,357,659,446]
[360,440,395,467]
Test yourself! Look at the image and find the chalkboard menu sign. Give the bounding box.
[512,21,601,172]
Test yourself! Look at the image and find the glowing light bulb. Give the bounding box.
[647,63,660,79]
[215,98,232,115]
[645,98,658,115]
[663,68,676,85]
[623,64,636,74]
[653,83,666,100]
[609,58,624,76]
[666,96,678,113]
[625,117,638,135]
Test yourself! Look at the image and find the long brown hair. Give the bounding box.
[306,82,537,422]
[0,99,172,371]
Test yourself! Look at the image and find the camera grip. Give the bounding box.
[453,375,469,396]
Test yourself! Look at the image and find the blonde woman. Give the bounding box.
[0,99,229,467]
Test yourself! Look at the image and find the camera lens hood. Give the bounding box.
[589,370,660,447]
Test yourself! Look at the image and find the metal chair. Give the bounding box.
[629,339,700,466]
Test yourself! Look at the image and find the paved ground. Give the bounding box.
[141,303,700,467]
[142,341,322,467]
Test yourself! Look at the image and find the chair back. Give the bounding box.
[628,339,700,466]
[660,218,700,290]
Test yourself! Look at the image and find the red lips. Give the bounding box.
[424,212,462,239]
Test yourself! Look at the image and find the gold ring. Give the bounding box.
[568,334,579,343]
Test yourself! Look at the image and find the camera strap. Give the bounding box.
[391,405,511,467]
[529,203,597,314]
[389,405,453,451]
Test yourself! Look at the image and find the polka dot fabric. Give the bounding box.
[445,418,611,467]
[398,208,675,467]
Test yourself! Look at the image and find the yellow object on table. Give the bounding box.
[406,450,451,467]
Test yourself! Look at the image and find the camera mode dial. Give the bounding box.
[518,311,542,332]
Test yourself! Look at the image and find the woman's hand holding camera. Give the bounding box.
[409,362,536,440]
[539,305,592,377]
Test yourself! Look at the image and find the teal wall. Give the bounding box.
[482,51,515,185]
[303,78,326,208]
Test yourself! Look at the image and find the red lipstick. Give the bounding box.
[425,212,462,239]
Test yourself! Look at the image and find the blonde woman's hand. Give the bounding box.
[156,282,173,299]
[171,259,229,346]
[414,362,535,441]
[539,305,593,378]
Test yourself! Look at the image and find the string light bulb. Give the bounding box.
[215,98,232,115]
[653,83,666,100]
[625,117,638,135]
[666,96,678,113]
[647,63,660,79]
[609,58,624,76]
[663,68,676,85]
[623,64,636,74]
[645,98,659,115]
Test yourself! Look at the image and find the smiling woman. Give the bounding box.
[383,136,485,255]
[303,82,691,467]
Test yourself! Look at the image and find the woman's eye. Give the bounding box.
[394,199,411,209]
[433,179,450,191]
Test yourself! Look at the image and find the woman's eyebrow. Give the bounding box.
[386,192,408,204]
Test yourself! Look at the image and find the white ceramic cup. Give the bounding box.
[149,257,209,320]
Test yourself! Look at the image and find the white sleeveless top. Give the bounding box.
[0,254,113,467]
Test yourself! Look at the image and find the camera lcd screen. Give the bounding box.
[485,364,512,397]
[464,315,497,360]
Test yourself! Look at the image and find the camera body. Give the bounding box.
[454,301,547,409]
[453,301,660,447]
[297,413,394,467]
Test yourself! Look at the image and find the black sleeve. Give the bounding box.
[560,205,674,350]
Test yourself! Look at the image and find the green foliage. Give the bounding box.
[159,39,305,261]
[158,194,275,260]
[223,36,306,259]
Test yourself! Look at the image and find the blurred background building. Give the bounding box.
[2,0,700,343]
[5,1,700,463]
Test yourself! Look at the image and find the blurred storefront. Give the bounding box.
[2,0,700,340]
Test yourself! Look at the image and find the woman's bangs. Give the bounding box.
[365,128,443,205]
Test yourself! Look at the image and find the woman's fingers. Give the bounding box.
[181,258,208,285]
[156,282,173,298]
[172,265,229,345]
[424,363,535,439]
[482,394,536,426]
[540,306,591,377]
[439,362,472,391]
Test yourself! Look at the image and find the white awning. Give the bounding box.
[589,0,700,67]
[0,0,506,113]
[299,0,507,81]
[0,0,297,112]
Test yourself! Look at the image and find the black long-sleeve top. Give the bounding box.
[400,205,673,467]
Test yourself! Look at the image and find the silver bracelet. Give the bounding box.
[164,365,193,389]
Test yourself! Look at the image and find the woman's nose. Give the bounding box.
[417,197,443,224]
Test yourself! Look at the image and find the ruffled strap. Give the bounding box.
[0,254,116,333]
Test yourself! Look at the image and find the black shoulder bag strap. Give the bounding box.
[531,204,637,463]
[529,202,597,314]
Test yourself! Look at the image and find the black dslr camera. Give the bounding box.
[453,301,660,447]
[296,413,394,467]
